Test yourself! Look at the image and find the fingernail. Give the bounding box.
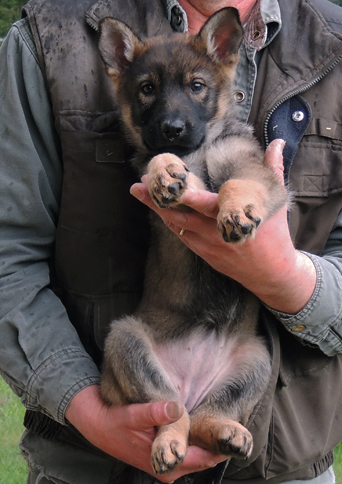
[279,139,286,152]
[166,401,181,419]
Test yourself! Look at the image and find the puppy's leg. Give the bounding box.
[189,336,271,459]
[151,410,190,475]
[101,316,180,403]
[147,153,205,208]
[190,414,253,459]
[207,136,287,243]
[101,316,189,474]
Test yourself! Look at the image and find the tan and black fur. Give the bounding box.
[98,8,287,477]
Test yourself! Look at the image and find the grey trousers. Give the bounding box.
[279,467,336,484]
[21,429,336,484]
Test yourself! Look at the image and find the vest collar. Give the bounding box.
[268,0,342,95]
[85,0,171,37]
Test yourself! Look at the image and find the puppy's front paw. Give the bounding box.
[147,153,189,208]
[217,204,261,243]
[217,180,268,243]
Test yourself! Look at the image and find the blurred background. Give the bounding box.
[1,0,23,39]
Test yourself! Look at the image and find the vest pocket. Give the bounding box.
[55,112,149,295]
[223,315,340,481]
[52,112,150,361]
[290,138,342,198]
[264,324,341,479]
[289,139,342,254]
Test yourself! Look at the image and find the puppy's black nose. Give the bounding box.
[161,119,185,141]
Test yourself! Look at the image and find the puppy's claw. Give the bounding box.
[172,171,188,182]
[148,154,189,208]
[151,438,186,475]
[216,425,253,460]
[217,203,263,243]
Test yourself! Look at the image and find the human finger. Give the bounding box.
[180,188,219,219]
[130,182,190,229]
[130,182,157,211]
[156,445,227,484]
[131,179,219,220]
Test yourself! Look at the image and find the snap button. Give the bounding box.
[292,110,305,122]
[175,14,182,26]
[234,91,246,103]
[171,6,184,31]
[291,325,306,333]
[252,30,261,41]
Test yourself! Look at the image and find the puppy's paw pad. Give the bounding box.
[217,205,262,243]
[217,424,253,460]
[148,155,189,208]
[151,438,186,475]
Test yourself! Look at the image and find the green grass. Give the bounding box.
[0,378,27,484]
[0,0,24,37]
[334,442,342,483]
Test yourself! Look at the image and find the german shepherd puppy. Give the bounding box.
[98,8,287,477]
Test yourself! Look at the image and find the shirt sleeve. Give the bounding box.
[0,19,100,425]
[266,210,342,357]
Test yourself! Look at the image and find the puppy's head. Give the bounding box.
[98,8,243,156]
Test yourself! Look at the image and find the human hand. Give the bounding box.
[130,139,316,314]
[65,385,226,482]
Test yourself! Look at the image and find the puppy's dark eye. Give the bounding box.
[141,82,155,95]
[191,81,205,93]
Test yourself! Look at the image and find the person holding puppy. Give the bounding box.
[0,0,341,483]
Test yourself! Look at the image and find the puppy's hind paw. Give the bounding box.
[151,437,187,475]
[216,422,253,460]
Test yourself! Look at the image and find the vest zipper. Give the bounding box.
[86,15,99,32]
[264,55,342,147]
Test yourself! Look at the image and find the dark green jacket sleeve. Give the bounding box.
[0,19,100,424]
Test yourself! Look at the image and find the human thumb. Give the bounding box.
[130,400,184,430]
[264,138,286,184]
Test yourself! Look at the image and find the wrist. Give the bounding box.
[253,250,317,314]
[65,385,106,442]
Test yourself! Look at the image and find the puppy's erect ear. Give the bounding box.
[98,18,142,77]
[196,7,243,65]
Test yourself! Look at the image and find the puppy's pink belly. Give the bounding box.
[154,332,237,412]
